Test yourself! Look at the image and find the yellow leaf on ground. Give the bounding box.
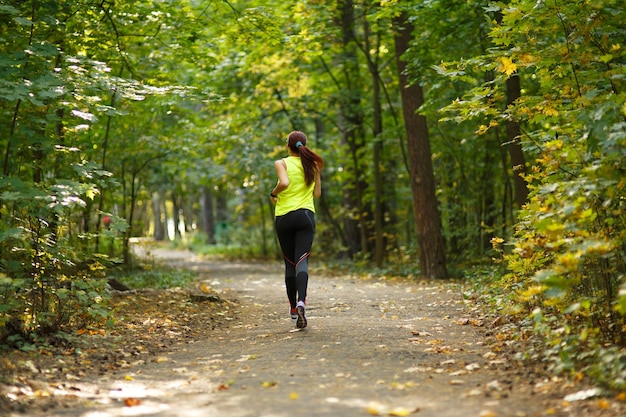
[366,401,385,415]
[289,392,298,400]
[388,407,411,416]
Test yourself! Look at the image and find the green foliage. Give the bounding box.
[0,0,199,346]
[443,0,626,389]
[0,161,115,347]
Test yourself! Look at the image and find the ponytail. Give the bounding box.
[287,131,324,186]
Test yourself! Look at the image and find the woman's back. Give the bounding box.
[274,156,315,216]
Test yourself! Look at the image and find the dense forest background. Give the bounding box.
[1,0,625,392]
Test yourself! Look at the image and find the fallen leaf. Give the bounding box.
[449,370,467,376]
[390,381,415,390]
[388,406,412,416]
[485,380,503,392]
[597,398,610,410]
[470,318,485,327]
[403,366,432,373]
[465,363,481,371]
[261,381,277,388]
[366,401,385,415]
[124,398,141,407]
[33,389,50,398]
[289,392,298,400]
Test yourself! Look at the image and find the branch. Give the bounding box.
[97,2,136,78]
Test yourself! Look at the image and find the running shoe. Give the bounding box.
[290,307,298,321]
[296,301,307,329]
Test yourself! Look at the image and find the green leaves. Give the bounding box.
[437,0,626,390]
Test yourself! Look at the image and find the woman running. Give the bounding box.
[270,131,324,329]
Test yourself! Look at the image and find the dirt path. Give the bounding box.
[16,248,605,416]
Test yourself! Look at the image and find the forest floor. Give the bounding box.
[1,244,625,417]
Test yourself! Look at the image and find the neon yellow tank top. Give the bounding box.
[275,156,316,216]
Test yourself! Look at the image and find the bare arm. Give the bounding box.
[313,168,321,198]
[271,160,289,200]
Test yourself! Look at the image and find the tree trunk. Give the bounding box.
[95,67,122,253]
[363,14,385,267]
[337,0,368,258]
[481,132,498,252]
[216,192,229,244]
[394,13,448,279]
[201,186,215,244]
[152,191,166,241]
[505,75,529,207]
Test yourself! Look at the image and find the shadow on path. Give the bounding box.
[46,248,556,417]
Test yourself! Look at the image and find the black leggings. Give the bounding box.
[275,209,316,308]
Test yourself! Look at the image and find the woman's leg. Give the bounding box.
[275,215,297,310]
[276,210,315,328]
[293,210,315,304]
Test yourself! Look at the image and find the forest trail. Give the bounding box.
[21,248,596,417]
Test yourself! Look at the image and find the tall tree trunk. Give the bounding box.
[394,13,448,279]
[122,161,141,265]
[505,75,529,207]
[337,0,368,257]
[363,14,385,267]
[152,191,166,241]
[201,186,215,244]
[481,132,498,252]
[95,81,120,253]
[216,192,229,244]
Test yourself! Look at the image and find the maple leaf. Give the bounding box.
[498,57,517,76]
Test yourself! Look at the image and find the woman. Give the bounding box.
[270,131,324,329]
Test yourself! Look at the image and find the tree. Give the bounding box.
[393,12,448,279]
